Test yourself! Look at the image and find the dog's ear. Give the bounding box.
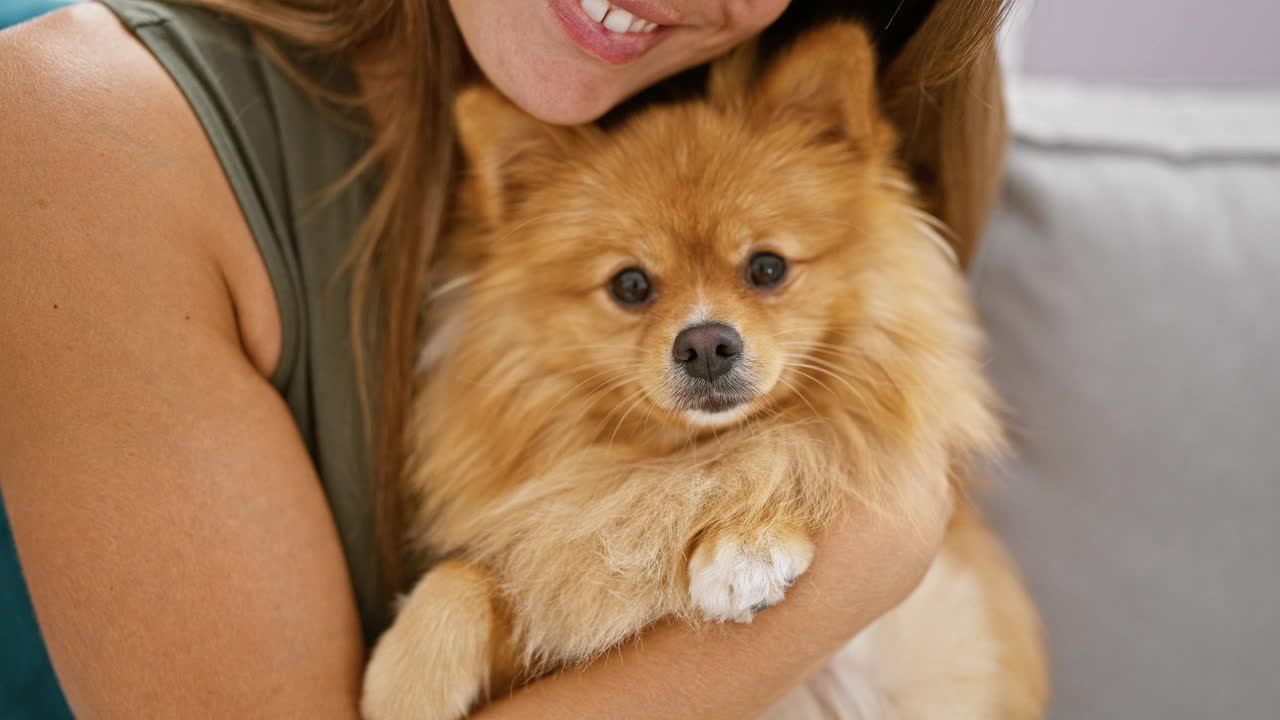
[453,85,570,226]
[754,22,884,146]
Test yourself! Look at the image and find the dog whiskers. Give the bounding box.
[781,356,863,399]
[524,366,640,432]
[609,389,651,450]
[537,375,642,469]
[552,373,642,434]
[639,396,658,434]
[781,350,852,371]
[592,386,649,446]
[777,376,822,424]
[782,366,841,404]
[779,340,852,354]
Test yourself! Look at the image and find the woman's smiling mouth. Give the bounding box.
[548,0,677,65]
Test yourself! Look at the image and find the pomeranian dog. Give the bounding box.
[363,21,1046,720]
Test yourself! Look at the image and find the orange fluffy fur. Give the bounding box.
[363,22,1047,720]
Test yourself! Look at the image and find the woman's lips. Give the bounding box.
[548,0,675,65]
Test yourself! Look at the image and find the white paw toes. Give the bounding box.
[688,528,815,623]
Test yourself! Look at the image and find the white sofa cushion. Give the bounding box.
[975,78,1280,718]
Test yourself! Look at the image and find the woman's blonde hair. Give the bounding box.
[185,0,1008,595]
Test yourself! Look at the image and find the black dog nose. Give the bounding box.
[672,323,743,381]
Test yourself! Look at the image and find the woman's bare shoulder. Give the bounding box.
[0,2,281,377]
[0,13,366,718]
[2,4,203,186]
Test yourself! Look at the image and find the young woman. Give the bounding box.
[0,0,1007,716]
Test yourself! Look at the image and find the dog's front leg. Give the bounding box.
[362,560,512,720]
[687,522,817,624]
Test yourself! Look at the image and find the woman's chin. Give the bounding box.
[492,79,621,126]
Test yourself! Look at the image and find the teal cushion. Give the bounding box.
[2,6,78,719]
[0,0,77,29]
[1,495,73,719]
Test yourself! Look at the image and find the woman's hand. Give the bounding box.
[475,474,954,719]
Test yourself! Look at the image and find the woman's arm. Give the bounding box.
[472,485,952,720]
[0,8,364,717]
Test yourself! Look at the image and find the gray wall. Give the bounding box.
[1007,0,1280,86]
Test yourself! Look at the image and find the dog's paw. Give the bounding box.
[688,526,815,623]
[361,562,496,720]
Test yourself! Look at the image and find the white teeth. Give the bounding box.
[579,0,609,23]
[579,0,660,33]
[602,8,634,32]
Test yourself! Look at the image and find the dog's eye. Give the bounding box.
[608,268,653,307]
[746,252,788,289]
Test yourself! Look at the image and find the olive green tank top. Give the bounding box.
[98,0,390,643]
